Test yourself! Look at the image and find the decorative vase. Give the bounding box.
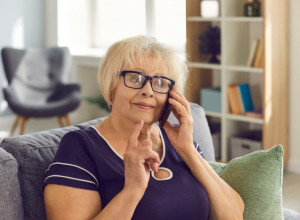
[244,0,261,17]
[209,53,219,64]
[201,0,219,18]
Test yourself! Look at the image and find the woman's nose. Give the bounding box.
[141,80,154,97]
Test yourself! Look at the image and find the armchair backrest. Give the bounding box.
[1,47,72,104]
[2,47,71,86]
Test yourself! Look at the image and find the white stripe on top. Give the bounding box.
[45,162,99,187]
[44,175,97,186]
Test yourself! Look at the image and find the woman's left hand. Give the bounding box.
[162,89,194,155]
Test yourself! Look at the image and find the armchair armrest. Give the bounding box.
[47,83,81,101]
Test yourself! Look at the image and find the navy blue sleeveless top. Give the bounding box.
[44,126,210,219]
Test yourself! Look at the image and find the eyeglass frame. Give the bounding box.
[120,70,175,94]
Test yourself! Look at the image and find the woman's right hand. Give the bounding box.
[123,120,160,197]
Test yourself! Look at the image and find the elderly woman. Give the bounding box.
[44,36,244,220]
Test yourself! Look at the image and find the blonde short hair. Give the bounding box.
[98,35,189,108]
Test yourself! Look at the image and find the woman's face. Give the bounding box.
[110,58,170,125]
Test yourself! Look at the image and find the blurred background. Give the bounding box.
[0,0,299,211]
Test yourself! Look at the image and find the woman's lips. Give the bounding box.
[134,102,154,110]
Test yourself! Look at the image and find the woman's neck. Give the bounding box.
[99,112,156,143]
[96,112,162,158]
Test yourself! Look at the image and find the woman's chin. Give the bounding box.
[132,115,158,125]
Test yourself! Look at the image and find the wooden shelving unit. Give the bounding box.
[185,0,289,164]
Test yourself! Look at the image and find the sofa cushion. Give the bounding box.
[0,147,24,220]
[168,103,215,161]
[0,119,101,220]
[209,145,284,220]
[0,103,215,220]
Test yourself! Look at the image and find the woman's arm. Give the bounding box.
[163,89,244,220]
[179,147,244,220]
[44,184,143,220]
[44,120,160,220]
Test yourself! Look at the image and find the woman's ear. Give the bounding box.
[109,89,115,106]
[110,93,113,103]
[109,79,121,108]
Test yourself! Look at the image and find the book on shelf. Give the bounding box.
[238,83,254,112]
[253,36,264,68]
[245,109,262,118]
[227,84,240,115]
[246,39,259,67]
[235,85,245,114]
[227,83,254,115]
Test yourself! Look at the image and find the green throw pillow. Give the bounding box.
[209,145,284,220]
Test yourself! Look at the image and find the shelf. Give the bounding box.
[189,62,221,70]
[187,0,289,164]
[223,17,263,22]
[187,16,263,23]
[204,111,263,124]
[187,17,221,22]
[224,65,263,73]
[205,111,222,118]
[225,114,263,124]
[189,63,263,73]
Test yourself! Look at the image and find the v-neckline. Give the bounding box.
[90,124,166,166]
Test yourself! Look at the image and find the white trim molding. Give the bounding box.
[45,0,58,47]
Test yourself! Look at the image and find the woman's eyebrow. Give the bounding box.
[131,68,144,72]
[130,68,167,76]
[153,72,167,76]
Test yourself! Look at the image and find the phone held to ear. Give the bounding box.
[159,101,172,127]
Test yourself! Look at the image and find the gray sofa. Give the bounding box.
[0,103,299,220]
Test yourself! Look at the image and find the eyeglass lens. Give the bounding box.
[124,72,172,93]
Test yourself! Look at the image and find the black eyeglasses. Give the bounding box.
[120,70,175,94]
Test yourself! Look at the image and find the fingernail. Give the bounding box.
[155,163,159,172]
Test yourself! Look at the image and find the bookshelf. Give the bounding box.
[186,0,289,164]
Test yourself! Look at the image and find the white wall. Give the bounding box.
[0,0,45,115]
[288,0,300,174]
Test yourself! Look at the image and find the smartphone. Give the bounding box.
[159,100,172,127]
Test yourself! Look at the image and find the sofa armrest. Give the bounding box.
[0,148,24,219]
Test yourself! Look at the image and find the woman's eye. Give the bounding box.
[155,79,166,87]
[129,75,142,83]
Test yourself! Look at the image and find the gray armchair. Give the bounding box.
[1,47,81,135]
